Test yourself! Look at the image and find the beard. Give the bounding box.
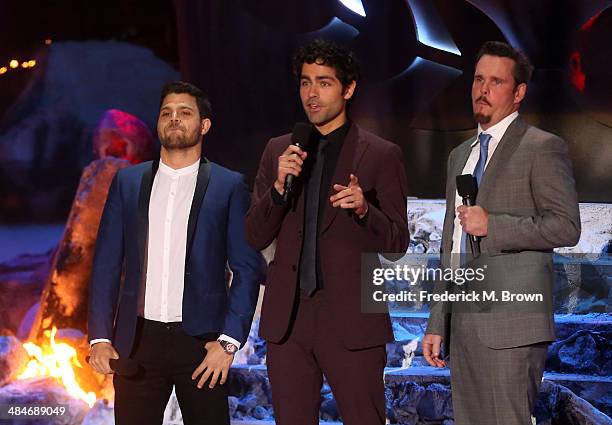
[473,95,492,125]
[159,127,199,150]
[473,112,491,125]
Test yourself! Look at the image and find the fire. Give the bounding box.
[18,327,96,407]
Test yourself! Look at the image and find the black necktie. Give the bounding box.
[299,137,329,296]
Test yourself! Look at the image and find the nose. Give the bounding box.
[308,85,319,99]
[480,81,489,96]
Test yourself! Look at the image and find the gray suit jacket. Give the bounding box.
[427,116,581,350]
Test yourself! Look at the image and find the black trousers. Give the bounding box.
[113,318,229,425]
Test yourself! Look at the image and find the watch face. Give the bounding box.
[220,341,237,354]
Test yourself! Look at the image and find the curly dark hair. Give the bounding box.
[292,39,360,89]
[476,41,534,86]
[159,81,212,119]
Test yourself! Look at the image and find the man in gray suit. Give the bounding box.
[423,41,581,425]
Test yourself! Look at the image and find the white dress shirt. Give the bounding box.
[145,159,199,322]
[451,111,519,256]
[91,159,240,349]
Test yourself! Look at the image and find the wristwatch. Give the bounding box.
[218,339,238,355]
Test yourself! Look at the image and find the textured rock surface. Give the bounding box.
[559,203,612,256]
[535,381,612,425]
[547,330,611,376]
[229,366,274,421]
[82,401,114,425]
[0,377,90,424]
[0,336,28,387]
[29,158,130,342]
[407,200,445,254]
[0,252,51,335]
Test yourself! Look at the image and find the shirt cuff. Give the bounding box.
[90,338,111,347]
[355,207,370,226]
[218,334,241,350]
[270,186,286,206]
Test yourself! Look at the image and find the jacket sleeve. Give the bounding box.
[87,172,124,342]
[245,139,289,250]
[360,144,410,253]
[425,150,455,341]
[486,137,581,252]
[223,174,267,345]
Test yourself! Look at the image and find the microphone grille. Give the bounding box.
[291,122,313,149]
[456,174,478,198]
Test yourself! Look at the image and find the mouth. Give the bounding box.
[307,103,322,112]
[475,97,491,107]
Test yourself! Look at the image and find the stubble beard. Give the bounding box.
[160,130,199,150]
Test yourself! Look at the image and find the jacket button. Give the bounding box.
[292,265,297,272]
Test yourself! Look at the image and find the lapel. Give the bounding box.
[476,116,527,206]
[136,158,212,266]
[137,160,158,268]
[186,158,212,259]
[320,123,369,234]
[451,140,475,187]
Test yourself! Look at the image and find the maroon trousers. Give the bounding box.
[266,290,387,425]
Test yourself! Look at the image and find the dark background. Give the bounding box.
[0,0,178,117]
[0,0,610,222]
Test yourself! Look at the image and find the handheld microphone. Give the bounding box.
[456,174,480,257]
[282,122,312,203]
[86,356,140,377]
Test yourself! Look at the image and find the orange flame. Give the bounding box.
[18,327,96,407]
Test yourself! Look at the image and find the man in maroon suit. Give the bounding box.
[246,39,409,425]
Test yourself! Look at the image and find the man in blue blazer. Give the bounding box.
[87,81,265,424]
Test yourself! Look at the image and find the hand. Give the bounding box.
[88,342,119,375]
[274,145,308,195]
[457,205,488,236]
[422,334,446,368]
[330,174,368,218]
[192,341,234,389]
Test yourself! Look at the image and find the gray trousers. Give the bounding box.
[449,314,548,425]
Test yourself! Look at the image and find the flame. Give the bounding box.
[18,327,96,407]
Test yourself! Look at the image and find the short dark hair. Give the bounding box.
[476,41,534,86]
[159,81,212,119]
[292,38,360,88]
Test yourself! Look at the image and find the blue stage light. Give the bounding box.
[338,0,366,17]
[405,0,461,56]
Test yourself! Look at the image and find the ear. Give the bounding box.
[201,118,212,136]
[343,80,357,100]
[514,83,527,104]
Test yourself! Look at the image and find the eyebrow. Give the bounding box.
[160,104,195,110]
[473,73,506,81]
[300,75,337,81]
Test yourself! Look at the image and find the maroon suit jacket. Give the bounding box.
[246,123,409,350]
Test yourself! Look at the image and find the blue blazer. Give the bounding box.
[88,158,265,357]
